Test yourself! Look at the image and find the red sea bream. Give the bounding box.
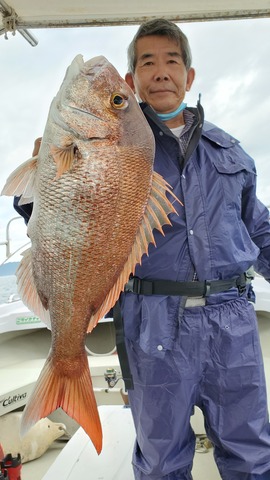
[1,55,180,453]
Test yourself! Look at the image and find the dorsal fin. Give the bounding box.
[87,171,182,332]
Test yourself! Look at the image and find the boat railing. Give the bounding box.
[0,216,30,266]
[7,293,21,303]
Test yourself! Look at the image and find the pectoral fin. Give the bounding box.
[50,144,79,178]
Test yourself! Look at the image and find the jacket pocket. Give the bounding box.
[211,152,255,213]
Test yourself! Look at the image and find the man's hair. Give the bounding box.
[127,18,192,74]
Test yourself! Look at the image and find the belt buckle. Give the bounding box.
[204,280,211,296]
[185,297,206,308]
[125,278,135,293]
[237,283,246,296]
[236,274,247,296]
[125,277,143,294]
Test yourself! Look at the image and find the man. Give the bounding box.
[121,19,270,480]
[14,18,270,480]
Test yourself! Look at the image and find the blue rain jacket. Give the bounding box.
[136,103,270,282]
[121,103,270,357]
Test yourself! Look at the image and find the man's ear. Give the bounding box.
[125,73,135,92]
[186,68,195,92]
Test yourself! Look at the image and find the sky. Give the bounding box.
[0,17,270,264]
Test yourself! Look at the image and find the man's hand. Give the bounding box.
[32,137,42,156]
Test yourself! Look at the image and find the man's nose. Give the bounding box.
[154,72,169,81]
[153,63,170,81]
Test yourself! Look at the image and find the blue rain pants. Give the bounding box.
[125,297,270,479]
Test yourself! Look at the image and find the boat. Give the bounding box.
[1,0,270,47]
[1,2,270,477]
[0,214,270,479]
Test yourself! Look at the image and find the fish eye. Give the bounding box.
[110,93,128,110]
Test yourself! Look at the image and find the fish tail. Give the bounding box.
[21,353,102,454]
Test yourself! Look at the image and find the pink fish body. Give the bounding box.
[1,55,180,453]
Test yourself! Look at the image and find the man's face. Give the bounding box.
[125,35,195,115]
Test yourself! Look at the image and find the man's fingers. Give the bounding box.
[32,137,42,156]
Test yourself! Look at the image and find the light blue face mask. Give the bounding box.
[156,102,187,121]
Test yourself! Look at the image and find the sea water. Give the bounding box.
[0,275,17,304]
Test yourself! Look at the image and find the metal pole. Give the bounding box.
[0,216,22,259]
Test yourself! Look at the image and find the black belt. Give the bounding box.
[125,274,247,297]
[113,301,134,391]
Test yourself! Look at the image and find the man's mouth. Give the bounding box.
[150,89,174,94]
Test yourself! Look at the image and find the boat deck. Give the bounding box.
[17,313,270,480]
[22,406,220,480]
